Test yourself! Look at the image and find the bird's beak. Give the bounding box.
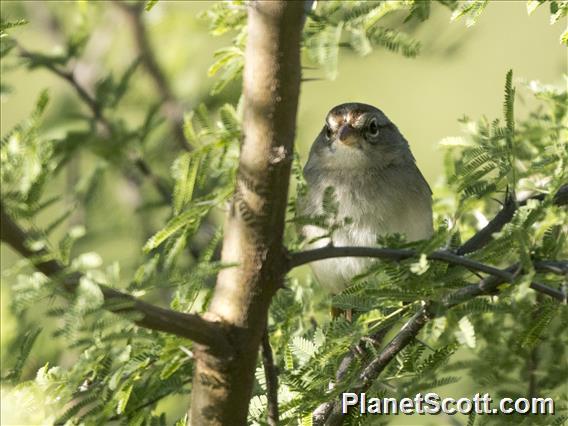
[337,124,358,146]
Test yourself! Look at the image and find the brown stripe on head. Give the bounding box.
[326,102,383,130]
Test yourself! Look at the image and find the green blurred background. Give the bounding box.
[1,1,565,424]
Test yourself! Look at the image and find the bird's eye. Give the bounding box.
[367,119,379,138]
[324,125,333,140]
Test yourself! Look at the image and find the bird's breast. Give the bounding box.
[299,168,433,293]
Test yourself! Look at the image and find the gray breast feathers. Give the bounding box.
[299,165,432,293]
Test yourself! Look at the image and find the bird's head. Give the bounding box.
[305,103,414,173]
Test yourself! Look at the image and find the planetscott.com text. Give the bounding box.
[341,392,555,415]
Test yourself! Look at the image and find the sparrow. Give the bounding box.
[299,102,433,295]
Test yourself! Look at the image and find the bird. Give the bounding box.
[298,102,433,301]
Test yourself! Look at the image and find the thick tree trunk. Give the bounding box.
[189,2,304,424]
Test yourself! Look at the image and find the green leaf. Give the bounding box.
[255,366,266,391]
[76,276,104,311]
[133,253,160,286]
[290,336,318,364]
[112,57,141,107]
[549,0,568,23]
[410,253,430,275]
[56,394,100,425]
[248,395,267,419]
[0,18,28,34]
[349,28,372,56]
[159,357,184,380]
[34,89,50,118]
[284,345,294,370]
[207,46,243,77]
[503,69,515,136]
[174,415,189,426]
[116,383,133,415]
[171,152,200,214]
[305,22,343,80]
[163,230,188,269]
[72,252,103,270]
[183,112,198,146]
[143,212,189,252]
[367,26,421,57]
[59,225,86,264]
[195,103,214,132]
[456,316,476,348]
[4,327,42,383]
[0,38,15,59]
[301,413,313,426]
[519,304,557,349]
[450,0,489,27]
[218,104,241,136]
[145,0,159,12]
[332,294,376,311]
[406,0,431,22]
[417,343,458,374]
[526,0,544,15]
[143,196,215,252]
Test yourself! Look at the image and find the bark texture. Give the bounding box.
[189,2,304,424]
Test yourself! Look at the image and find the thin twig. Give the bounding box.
[310,187,568,423]
[309,181,567,422]
[113,0,190,151]
[17,45,108,132]
[318,308,432,426]
[527,344,539,400]
[262,330,279,426]
[16,42,173,203]
[288,246,565,302]
[313,319,397,424]
[0,203,231,353]
[457,184,568,255]
[534,260,568,275]
[313,269,540,425]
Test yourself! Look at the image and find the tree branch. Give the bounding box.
[288,246,566,302]
[457,183,568,255]
[16,43,173,204]
[313,320,396,424]
[314,267,547,425]
[302,186,568,423]
[0,203,231,353]
[113,0,190,151]
[318,307,431,426]
[189,2,304,424]
[262,330,279,426]
[534,260,568,275]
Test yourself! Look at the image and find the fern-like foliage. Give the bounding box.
[261,71,567,425]
[203,1,458,87]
